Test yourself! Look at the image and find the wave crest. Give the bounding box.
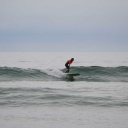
[0,66,128,82]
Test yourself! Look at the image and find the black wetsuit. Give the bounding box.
[65,62,69,70]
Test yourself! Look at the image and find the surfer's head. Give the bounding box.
[71,58,74,61]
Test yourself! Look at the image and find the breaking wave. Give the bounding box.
[0,66,128,82]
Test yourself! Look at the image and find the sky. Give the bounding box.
[0,0,128,52]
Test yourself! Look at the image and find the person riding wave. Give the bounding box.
[65,58,74,73]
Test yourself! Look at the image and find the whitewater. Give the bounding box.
[0,52,128,128]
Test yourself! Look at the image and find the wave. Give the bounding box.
[0,66,128,82]
[63,66,128,82]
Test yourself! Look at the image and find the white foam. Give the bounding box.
[43,68,66,78]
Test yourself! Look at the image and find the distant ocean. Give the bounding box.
[0,52,128,128]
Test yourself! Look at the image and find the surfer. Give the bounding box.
[65,58,74,73]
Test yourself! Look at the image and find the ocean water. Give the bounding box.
[0,52,128,128]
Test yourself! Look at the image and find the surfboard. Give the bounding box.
[66,73,80,76]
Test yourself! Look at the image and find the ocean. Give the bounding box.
[0,52,128,128]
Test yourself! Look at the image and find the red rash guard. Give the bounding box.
[67,60,73,64]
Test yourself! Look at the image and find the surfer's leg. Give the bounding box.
[65,63,69,73]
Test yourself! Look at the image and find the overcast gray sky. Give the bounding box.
[0,0,128,51]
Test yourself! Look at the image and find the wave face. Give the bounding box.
[0,66,128,82]
[66,66,128,82]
